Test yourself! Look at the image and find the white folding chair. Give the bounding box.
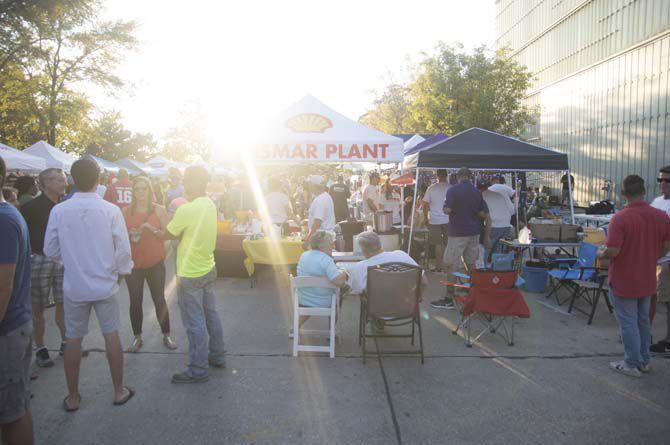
[289,275,338,358]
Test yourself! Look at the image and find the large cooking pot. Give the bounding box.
[373,211,394,233]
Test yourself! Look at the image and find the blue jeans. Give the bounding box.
[177,268,225,377]
[484,226,511,266]
[611,294,651,368]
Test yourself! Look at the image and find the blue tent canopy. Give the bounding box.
[115,157,150,175]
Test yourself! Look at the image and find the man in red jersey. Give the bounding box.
[104,169,133,208]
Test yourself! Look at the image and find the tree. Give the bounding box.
[72,111,158,161]
[359,83,415,134]
[9,0,137,146]
[361,43,536,137]
[162,104,211,162]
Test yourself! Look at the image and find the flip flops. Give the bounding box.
[113,386,135,406]
[63,394,81,412]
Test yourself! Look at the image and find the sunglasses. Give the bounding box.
[657,178,670,184]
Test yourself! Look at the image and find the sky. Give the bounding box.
[93,0,496,152]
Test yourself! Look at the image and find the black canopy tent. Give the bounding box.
[403,128,574,255]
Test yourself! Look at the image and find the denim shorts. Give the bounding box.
[64,293,120,339]
[0,322,33,425]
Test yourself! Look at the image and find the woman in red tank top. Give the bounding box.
[122,176,177,352]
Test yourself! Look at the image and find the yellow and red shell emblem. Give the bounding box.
[285,113,333,133]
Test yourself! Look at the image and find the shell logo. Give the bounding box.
[285,113,333,133]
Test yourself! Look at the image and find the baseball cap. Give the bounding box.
[457,167,472,177]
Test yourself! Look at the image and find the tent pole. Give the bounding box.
[407,168,420,256]
[567,168,575,224]
[515,175,520,235]
[400,163,405,236]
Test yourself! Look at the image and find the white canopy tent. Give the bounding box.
[0,143,47,172]
[24,141,76,172]
[251,95,404,164]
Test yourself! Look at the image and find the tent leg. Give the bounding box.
[567,168,575,224]
[400,163,405,236]
[407,168,420,257]
[515,179,520,234]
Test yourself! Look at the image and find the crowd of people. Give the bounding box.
[0,156,225,443]
[3,151,670,444]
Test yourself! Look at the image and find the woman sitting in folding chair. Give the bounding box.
[295,230,348,322]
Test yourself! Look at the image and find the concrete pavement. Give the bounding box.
[30,261,670,444]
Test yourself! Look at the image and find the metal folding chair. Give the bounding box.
[359,262,424,364]
[567,267,613,324]
[545,242,598,305]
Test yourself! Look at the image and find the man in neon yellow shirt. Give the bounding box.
[148,166,225,383]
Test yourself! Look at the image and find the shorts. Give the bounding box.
[30,254,64,306]
[444,235,479,271]
[0,322,32,425]
[64,294,120,339]
[657,264,670,303]
[428,223,449,245]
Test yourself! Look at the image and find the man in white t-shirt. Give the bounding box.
[651,165,670,354]
[482,183,515,263]
[347,231,426,295]
[362,172,381,222]
[306,175,336,241]
[488,176,515,199]
[265,178,293,225]
[422,170,450,271]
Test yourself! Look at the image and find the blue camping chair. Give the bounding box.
[545,242,598,305]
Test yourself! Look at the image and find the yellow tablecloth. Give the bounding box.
[242,238,304,276]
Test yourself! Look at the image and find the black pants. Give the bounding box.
[126,261,170,335]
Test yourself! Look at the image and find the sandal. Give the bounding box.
[126,337,143,353]
[113,386,135,406]
[63,394,81,412]
[163,335,177,350]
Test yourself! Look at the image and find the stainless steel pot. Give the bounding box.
[373,211,393,233]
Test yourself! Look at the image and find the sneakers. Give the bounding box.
[638,363,651,373]
[209,358,226,369]
[650,340,670,354]
[171,372,209,384]
[430,298,455,310]
[35,347,54,368]
[59,342,66,356]
[609,360,642,378]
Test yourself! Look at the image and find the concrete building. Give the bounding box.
[496,0,670,205]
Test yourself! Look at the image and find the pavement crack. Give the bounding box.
[374,337,403,445]
[66,349,628,361]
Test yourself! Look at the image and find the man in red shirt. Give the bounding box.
[104,169,133,208]
[599,175,670,377]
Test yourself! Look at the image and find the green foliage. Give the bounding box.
[0,0,141,157]
[69,111,158,161]
[361,43,537,137]
[162,104,211,162]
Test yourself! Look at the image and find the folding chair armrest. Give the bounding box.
[439,280,471,289]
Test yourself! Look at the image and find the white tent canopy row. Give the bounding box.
[24,141,77,172]
[1,143,47,172]
[250,95,404,164]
